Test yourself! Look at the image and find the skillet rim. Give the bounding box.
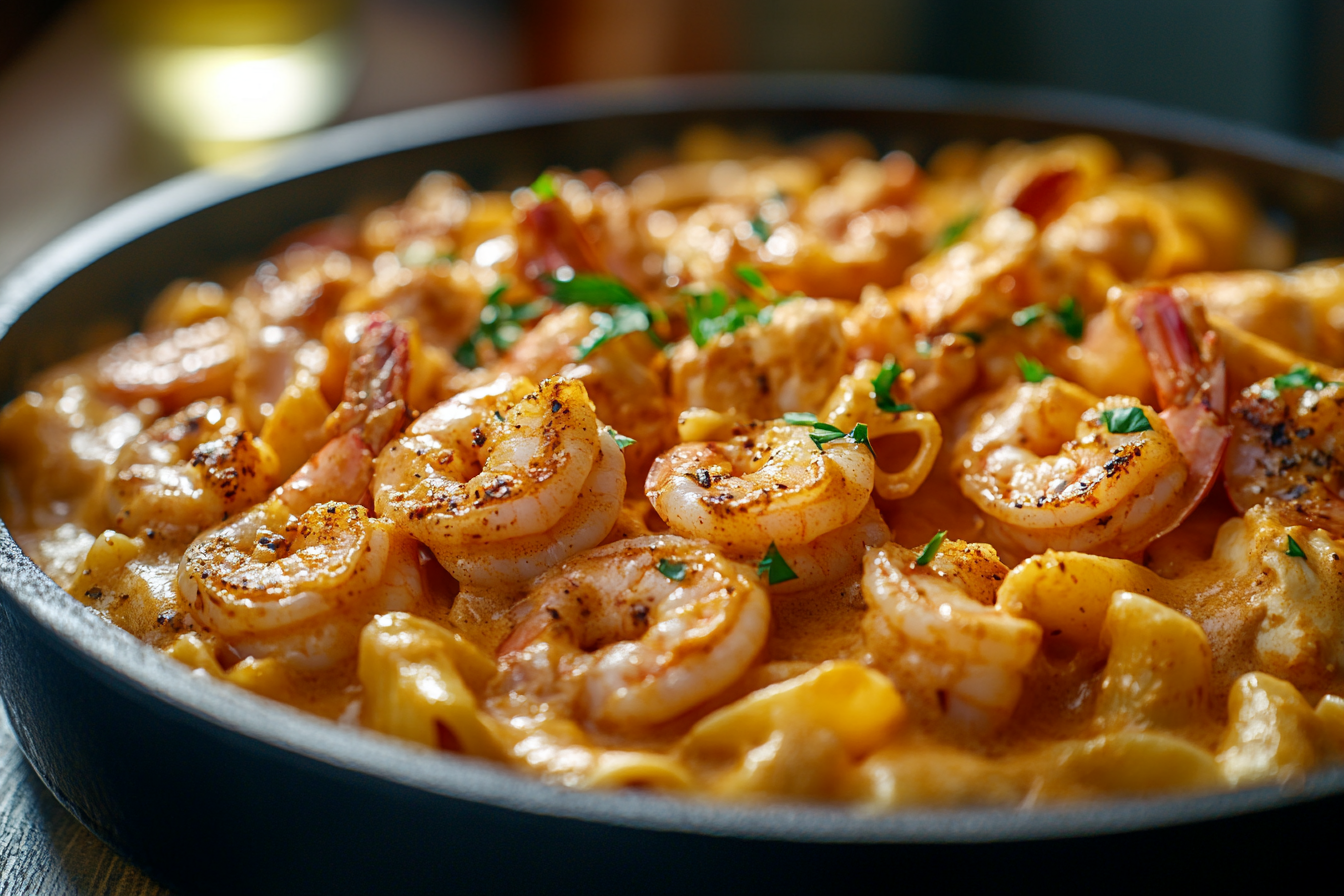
[2,71,1343,845]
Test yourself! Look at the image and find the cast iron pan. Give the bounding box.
[2,74,1344,894]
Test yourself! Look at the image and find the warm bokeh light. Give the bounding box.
[101,0,359,164]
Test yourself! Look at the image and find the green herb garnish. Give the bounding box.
[783,412,819,426]
[959,331,984,344]
[684,286,761,347]
[915,530,947,566]
[657,558,686,580]
[606,427,636,449]
[933,212,977,250]
[454,283,549,368]
[1286,535,1306,558]
[544,272,645,307]
[1016,354,1052,383]
[530,171,557,201]
[1100,406,1153,434]
[808,422,847,449]
[1012,296,1083,340]
[849,422,873,455]
[1055,296,1084,340]
[577,305,658,359]
[872,359,912,414]
[750,215,771,241]
[1273,366,1328,392]
[734,264,775,300]
[757,542,798,585]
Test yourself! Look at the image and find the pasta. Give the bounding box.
[5,127,1344,807]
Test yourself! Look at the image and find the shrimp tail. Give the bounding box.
[324,312,410,454]
[1127,288,1226,416]
[1128,288,1231,535]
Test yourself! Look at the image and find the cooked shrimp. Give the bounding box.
[1225,373,1344,534]
[105,398,278,540]
[373,375,624,587]
[178,317,419,668]
[645,419,875,553]
[862,540,1041,734]
[96,316,240,411]
[955,289,1228,558]
[179,433,425,669]
[493,535,770,729]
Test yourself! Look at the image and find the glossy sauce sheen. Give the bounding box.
[3,130,1344,807]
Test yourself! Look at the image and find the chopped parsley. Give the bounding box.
[530,171,557,201]
[1011,295,1083,340]
[1286,535,1306,558]
[657,558,686,581]
[734,264,777,301]
[750,215,771,241]
[933,212,977,250]
[1100,406,1152,434]
[606,427,636,449]
[576,305,658,359]
[454,283,549,368]
[544,272,645,307]
[783,412,818,426]
[1015,354,1052,383]
[849,422,873,455]
[684,287,761,347]
[757,542,798,585]
[1270,365,1342,394]
[915,530,947,566]
[959,331,984,344]
[808,422,847,450]
[872,359,912,414]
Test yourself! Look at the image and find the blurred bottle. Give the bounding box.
[100,0,360,165]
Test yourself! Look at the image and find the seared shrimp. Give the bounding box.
[96,316,239,411]
[373,375,625,588]
[862,540,1041,734]
[493,535,770,729]
[179,317,419,668]
[955,290,1228,558]
[105,398,278,541]
[1226,373,1344,534]
[645,419,875,553]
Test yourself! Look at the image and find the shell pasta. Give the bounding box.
[6,128,1344,807]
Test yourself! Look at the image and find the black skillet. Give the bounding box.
[2,74,1343,894]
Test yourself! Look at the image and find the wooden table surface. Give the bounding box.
[0,714,168,895]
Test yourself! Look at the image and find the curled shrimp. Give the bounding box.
[955,290,1228,558]
[1226,374,1344,534]
[105,398,278,541]
[96,316,240,411]
[179,318,420,669]
[493,535,770,729]
[372,375,624,588]
[862,540,1041,734]
[645,419,875,553]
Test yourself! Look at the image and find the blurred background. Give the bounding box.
[2,0,1342,281]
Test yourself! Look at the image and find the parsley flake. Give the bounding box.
[577,305,658,360]
[872,359,912,414]
[1286,535,1306,558]
[454,283,548,368]
[1100,406,1152,434]
[933,212,976,250]
[657,558,686,581]
[684,287,760,347]
[544,272,645,307]
[915,530,947,566]
[1016,354,1052,383]
[783,412,819,426]
[1012,296,1083,340]
[606,427,636,449]
[750,215,771,241]
[757,542,798,585]
[959,331,984,344]
[808,422,846,450]
[735,264,767,290]
[530,171,557,201]
[1011,303,1049,328]
[1272,366,1330,393]
[849,422,873,454]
